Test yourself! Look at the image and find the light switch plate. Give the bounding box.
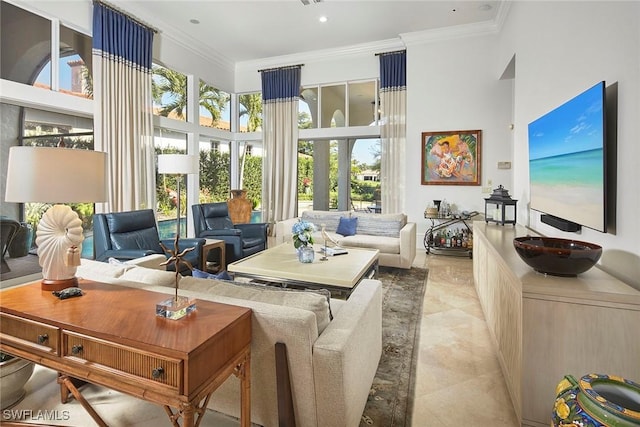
[497,161,511,169]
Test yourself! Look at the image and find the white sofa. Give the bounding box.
[76,258,382,427]
[274,210,416,269]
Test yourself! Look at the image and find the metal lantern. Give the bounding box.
[484,185,517,226]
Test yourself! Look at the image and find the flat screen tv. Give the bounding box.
[528,81,606,232]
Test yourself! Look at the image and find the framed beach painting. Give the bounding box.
[421,129,481,185]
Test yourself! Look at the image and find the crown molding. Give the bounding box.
[159,28,236,73]
[235,38,405,73]
[494,0,512,33]
[400,19,500,46]
[108,1,235,73]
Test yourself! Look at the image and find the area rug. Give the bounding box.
[360,266,428,427]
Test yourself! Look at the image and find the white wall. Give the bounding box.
[405,34,514,238]
[498,1,640,286]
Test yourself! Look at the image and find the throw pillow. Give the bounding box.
[192,268,233,281]
[336,216,358,237]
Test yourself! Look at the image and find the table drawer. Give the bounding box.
[0,312,59,355]
[62,331,183,391]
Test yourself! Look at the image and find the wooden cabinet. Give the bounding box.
[473,222,640,427]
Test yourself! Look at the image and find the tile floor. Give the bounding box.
[3,251,519,426]
[411,251,519,426]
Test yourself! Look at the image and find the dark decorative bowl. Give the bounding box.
[513,236,602,277]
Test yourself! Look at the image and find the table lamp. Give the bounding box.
[4,146,107,291]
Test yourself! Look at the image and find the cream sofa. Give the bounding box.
[274,210,416,269]
[76,258,382,427]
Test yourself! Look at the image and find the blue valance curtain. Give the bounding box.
[261,66,301,223]
[379,50,407,214]
[92,2,155,213]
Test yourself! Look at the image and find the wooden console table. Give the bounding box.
[0,280,252,427]
[473,222,640,426]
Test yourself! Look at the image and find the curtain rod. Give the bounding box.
[258,64,305,73]
[93,0,159,33]
[375,49,406,56]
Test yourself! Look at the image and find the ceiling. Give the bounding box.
[110,0,504,66]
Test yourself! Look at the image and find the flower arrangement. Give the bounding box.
[292,219,316,249]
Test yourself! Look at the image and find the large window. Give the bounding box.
[348,81,378,126]
[152,64,188,122]
[351,138,381,211]
[198,136,230,203]
[199,79,231,130]
[238,92,262,132]
[299,87,318,129]
[2,105,96,257]
[237,141,263,217]
[1,2,51,86]
[299,80,378,129]
[320,85,345,128]
[1,2,92,98]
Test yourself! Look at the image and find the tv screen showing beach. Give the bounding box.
[528,81,606,232]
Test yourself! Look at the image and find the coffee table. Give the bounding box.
[0,280,252,427]
[228,243,379,298]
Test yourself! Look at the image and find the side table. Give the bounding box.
[202,239,226,273]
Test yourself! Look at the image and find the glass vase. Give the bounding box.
[297,245,315,263]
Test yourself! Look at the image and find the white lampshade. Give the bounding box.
[4,146,107,291]
[157,154,198,175]
[5,146,107,203]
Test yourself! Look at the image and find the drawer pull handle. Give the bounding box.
[152,367,164,379]
[71,344,83,355]
[37,334,49,344]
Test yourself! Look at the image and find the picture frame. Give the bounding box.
[421,129,481,185]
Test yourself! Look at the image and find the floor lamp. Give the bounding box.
[157,154,198,242]
[4,146,107,291]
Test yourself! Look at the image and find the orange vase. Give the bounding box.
[227,189,252,224]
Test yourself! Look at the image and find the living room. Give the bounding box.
[2,1,638,287]
[1,1,639,426]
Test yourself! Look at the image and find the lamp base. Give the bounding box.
[41,277,79,292]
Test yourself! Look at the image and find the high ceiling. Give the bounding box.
[110,0,505,66]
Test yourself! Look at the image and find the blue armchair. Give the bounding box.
[93,209,205,275]
[192,202,268,264]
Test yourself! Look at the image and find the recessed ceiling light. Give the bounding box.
[190,19,200,24]
[479,4,492,11]
[319,16,328,23]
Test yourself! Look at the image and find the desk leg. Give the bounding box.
[234,350,251,427]
[58,374,108,427]
[164,397,213,427]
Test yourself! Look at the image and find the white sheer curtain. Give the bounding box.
[92,2,155,213]
[379,51,407,214]
[260,66,301,224]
